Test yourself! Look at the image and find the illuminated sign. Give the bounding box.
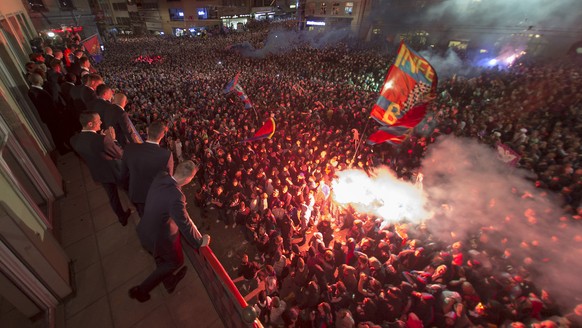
[290,4,296,8]
[198,10,205,15]
[178,12,184,17]
[306,20,325,26]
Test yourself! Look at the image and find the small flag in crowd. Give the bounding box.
[224,73,253,110]
[241,118,276,143]
[496,143,521,166]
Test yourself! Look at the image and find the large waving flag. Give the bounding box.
[241,118,275,143]
[366,103,428,145]
[367,128,408,145]
[224,73,253,110]
[367,42,437,145]
[371,42,437,126]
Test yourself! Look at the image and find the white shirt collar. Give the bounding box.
[31,85,43,90]
[146,140,159,145]
[81,129,97,133]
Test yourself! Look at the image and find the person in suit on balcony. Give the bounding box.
[28,73,68,154]
[70,111,132,226]
[101,92,141,148]
[129,160,210,302]
[121,121,174,217]
[86,83,113,120]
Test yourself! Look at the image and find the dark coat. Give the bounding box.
[121,142,174,204]
[136,172,204,254]
[28,86,57,125]
[70,131,123,183]
[101,104,141,147]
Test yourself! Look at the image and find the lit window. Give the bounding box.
[345,2,353,15]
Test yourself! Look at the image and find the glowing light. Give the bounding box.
[331,167,428,225]
[306,21,326,26]
[382,80,394,92]
[504,55,517,64]
[47,32,56,37]
[488,59,498,66]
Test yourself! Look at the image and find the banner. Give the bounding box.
[370,42,437,126]
[82,34,100,56]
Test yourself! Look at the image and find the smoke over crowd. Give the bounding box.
[422,136,582,308]
[333,136,582,309]
[235,27,354,58]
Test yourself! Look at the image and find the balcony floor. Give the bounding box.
[53,152,225,328]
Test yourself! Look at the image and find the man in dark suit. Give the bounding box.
[70,111,132,226]
[121,121,173,217]
[68,50,84,82]
[129,161,210,302]
[101,92,142,147]
[71,73,102,113]
[28,73,68,153]
[87,84,113,120]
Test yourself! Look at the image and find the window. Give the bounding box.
[344,2,353,15]
[320,2,327,15]
[332,3,340,15]
[307,3,316,15]
[169,8,184,21]
[197,8,208,20]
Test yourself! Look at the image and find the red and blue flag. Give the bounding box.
[224,73,253,110]
[367,42,437,145]
[241,118,276,143]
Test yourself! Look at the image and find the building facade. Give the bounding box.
[0,1,73,326]
[26,0,102,39]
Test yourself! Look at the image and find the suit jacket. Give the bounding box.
[80,86,97,110]
[101,104,141,147]
[86,98,111,119]
[28,87,57,125]
[60,81,75,112]
[136,172,203,254]
[121,142,174,203]
[69,84,91,113]
[69,61,82,82]
[70,131,123,183]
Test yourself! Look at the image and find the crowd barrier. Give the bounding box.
[184,243,263,328]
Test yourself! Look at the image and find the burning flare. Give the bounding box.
[331,167,429,225]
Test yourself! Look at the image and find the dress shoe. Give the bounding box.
[129,286,150,302]
[166,266,188,294]
[118,209,132,226]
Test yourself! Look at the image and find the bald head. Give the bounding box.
[29,73,44,86]
[112,93,127,108]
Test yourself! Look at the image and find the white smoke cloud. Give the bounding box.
[421,136,582,309]
[238,27,353,58]
[424,0,582,30]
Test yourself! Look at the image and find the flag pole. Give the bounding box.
[350,116,372,168]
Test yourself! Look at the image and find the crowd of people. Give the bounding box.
[24,21,582,328]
